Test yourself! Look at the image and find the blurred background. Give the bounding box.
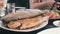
[7,0,60,10]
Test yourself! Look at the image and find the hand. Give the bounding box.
[55,2,60,8]
[45,0,55,7]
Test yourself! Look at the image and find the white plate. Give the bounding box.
[0,9,48,32]
[53,20,60,26]
[0,21,48,32]
[37,27,60,34]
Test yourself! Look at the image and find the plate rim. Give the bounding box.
[0,21,48,32]
[37,27,60,34]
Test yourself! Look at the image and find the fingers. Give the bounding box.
[56,2,60,7]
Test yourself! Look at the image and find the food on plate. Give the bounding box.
[53,20,60,26]
[58,21,60,25]
[49,10,60,19]
[7,16,48,30]
[1,10,49,30]
[49,13,58,18]
[43,10,51,15]
[8,21,21,29]
[1,9,60,31]
[19,16,48,30]
[2,11,42,22]
[42,10,60,19]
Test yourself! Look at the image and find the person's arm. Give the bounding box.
[31,0,55,9]
[31,1,47,9]
[31,0,48,9]
[56,2,60,7]
[32,0,39,3]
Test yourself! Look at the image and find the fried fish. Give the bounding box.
[2,11,41,22]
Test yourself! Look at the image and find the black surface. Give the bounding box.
[55,0,60,2]
[57,7,60,11]
[0,19,59,34]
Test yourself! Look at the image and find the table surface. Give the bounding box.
[0,19,59,34]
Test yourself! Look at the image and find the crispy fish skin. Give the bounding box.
[2,11,41,22]
[2,10,49,30]
[18,16,48,30]
[7,16,48,30]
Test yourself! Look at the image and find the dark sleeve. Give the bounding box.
[7,0,15,3]
[15,0,30,9]
[8,0,30,9]
[55,0,60,2]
